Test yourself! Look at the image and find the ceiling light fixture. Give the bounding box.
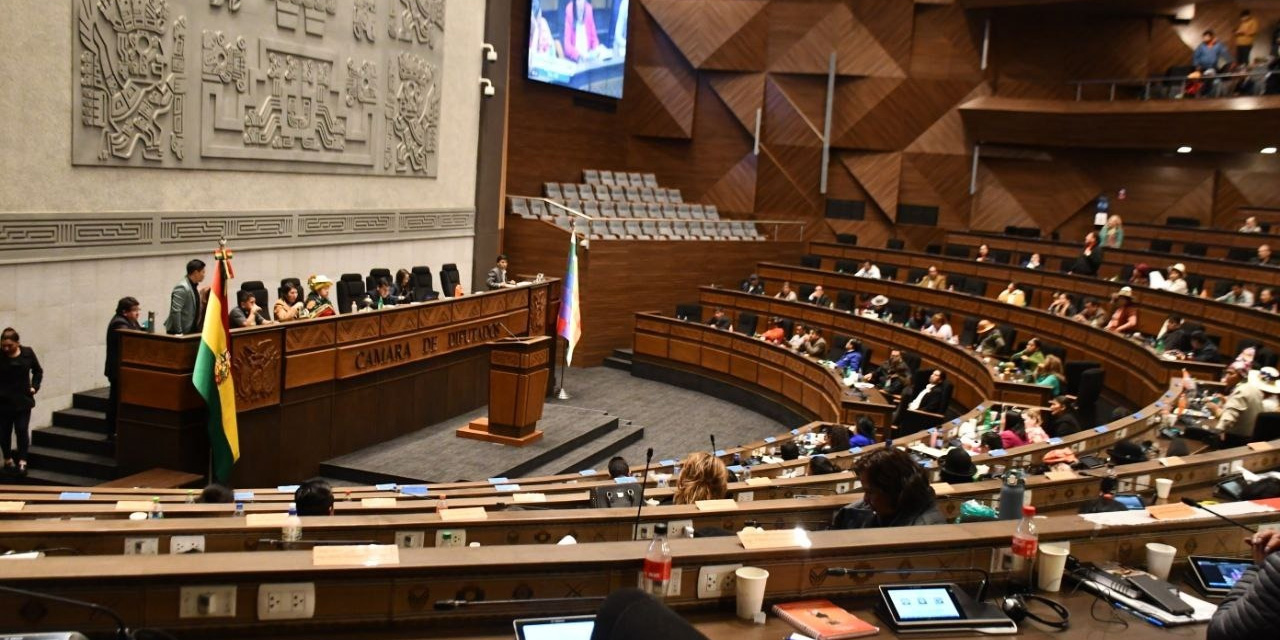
[1262,147,1277,155]
[1176,146,1192,154]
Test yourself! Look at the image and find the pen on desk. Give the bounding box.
[1110,600,1165,627]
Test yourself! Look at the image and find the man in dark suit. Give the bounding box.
[486,254,513,290]
[164,259,206,335]
[906,370,951,414]
[105,297,142,441]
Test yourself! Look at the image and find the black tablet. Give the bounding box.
[1187,556,1254,596]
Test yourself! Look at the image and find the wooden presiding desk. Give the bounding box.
[114,280,560,487]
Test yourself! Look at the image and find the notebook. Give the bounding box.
[773,599,880,639]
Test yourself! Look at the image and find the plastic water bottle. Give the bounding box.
[643,523,672,599]
[1009,506,1038,594]
[185,490,196,504]
[234,501,245,517]
[282,502,302,547]
[150,497,163,519]
[998,469,1025,520]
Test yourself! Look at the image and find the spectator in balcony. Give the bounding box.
[1193,29,1229,73]
[1161,263,1189,295]
[807,285,832,307]
[1256,288,1278,313]
[774,280,798,301]
[708,308,732,331]
[1022,252,1043,270]
[1035,355,1067,396]
[1047,292,1074,317]
[997,282,1027,307]
[975,244,991,263]
[904,307,929,330]
[918,265,947,289]
[849,417,877,448]
[760,317,786,344]
[923,312,954,342]
[1105,287,1139,334]
[855,260,881,279]
[1072,297,1108,328]
[833,339,863,375]
[906,370,950,414]
[741,273,764,295]
[1252,244,1278,266]
[800,328,828,358]
[1046,396,1082,438]
[1236,10,1259,65]
[864,349,912,395]
[1189,331,1221,363]
[1068,232,1103,276]
[1217,282,1256,307]
[1130,263,1152,288]
[1099,215,1124,248]
[1240,216,1264,233]
[832,448,943,529]
[1023,409,1050,444]
[1010,337,1046,371]
[1157,315,1194,353]
[672,452,729,505]
[788,323,807,350]
[974,319,1005,356]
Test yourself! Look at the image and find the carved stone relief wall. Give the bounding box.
[72,0,446,177]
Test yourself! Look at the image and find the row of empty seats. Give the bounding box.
[544,181,683,205]
[558,216,764,241]
[581,169,658,189]
[510,197,720,221]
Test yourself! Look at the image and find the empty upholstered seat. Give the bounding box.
[834,259,857,273]
[625,186,642,202]
[642,173,658,187]
[627,172,644,186]
[835,233,857,245]
[583,201,600,217]
[684,220,713,240]
[647,203,664,218]
[624,219,650,239]
[562,198,581,211]
[543,182,561,199]
[639,187,655,202]
[689,204,704,217]
[1227,247,1254,262]
[583,169,600,184]
[610,185,627,201]
[589,219,616,239]
[410,266,439,301]
[886,238,905,249]
[709,221,739,240]
[599,170,615,185]
[593,184,612,200]
[561,182,577,198]
[800,255,822,269]
[1183,243,1207,257]
[1150,239,1173,253]
[606,219,631,238]
[1165,216,1199,228]
[944,245,970,258]
[669,204,687,219]
[439,264,462,297]
[576,184,595,200]
[554,215,573,231]
[509,197,529,217]
[704,204,720,220]
[653,189,669,204]
[679,204,696,219]
[614,202,633,217]
[528,199,550,219]
[599,202,617,217]
[926,244,942,254]
[667,188,682,203]
[729,221,749,239]
[641,219,662,238]
[879,265,898,280]
[736,311,758,335]
[337,275,365,313]
[656,219,676,238]
[964,278,987,296]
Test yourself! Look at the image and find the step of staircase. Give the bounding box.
[72,387,111,413]
[51,407,111,434]
[14,467,104,487]
[25,446,117,480]
[603,348,634,372]
[32,426,113,456]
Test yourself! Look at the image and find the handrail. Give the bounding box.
[520,195,808,240]
[1067,70,1271,101]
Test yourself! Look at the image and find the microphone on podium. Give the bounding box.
[632,448,654,541]
[1181,497,1258,533]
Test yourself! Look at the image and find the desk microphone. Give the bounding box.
[434,595,605,610]
[0,584,130,639]
[1180,497,1258,533]
[495,321,520,339]
[633,447,654,541]
[710,434,717,455]
[826,566,991,602]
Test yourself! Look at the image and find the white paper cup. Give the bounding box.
[1146,542,1177,580]
[1155,478,1173,500]
[735,566,769,619]
[1037,544,1070,592]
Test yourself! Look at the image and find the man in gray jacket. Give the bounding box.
[164,259,206,335]
[1208,529,1280,640]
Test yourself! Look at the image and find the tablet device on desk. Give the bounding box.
[1187,556,1254,596]
[877,583,1015,633]
[1111,493,1146,510]
[512,615,595,640]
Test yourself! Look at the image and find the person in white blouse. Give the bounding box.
[775,281,798,301]
[1162,263,1189,295]
[922,312,954,342]
[855,260,881,279]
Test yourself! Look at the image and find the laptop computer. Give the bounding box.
[877,583,1016,634]
[512,614,596,640]
[1187,556,1254,597]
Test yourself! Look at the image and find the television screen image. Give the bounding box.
[527,0,628,99]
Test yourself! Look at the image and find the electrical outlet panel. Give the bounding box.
[124,537,158,555]
[736,491,754,502]
[696,563,743,599]
[435,529,466,547]
[633,523,654,540]
[258,582,315,620]
[171,535,206,554]
[991,547,1015,573]
[179,585,236,618]
[667,567,683,597]
[667,519,693,538]
[396,530,425,548]
[835,481,851,494]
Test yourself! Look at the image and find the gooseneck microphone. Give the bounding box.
[0,584,130,639]
[1181,497,1258,533]
[633,447,654,540]
[434,595,606,610]
[826,566,991,602]
[710,434,717,455]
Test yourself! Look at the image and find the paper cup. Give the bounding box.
[1037,544,1070,592]
[1155,478,1173,500]
[1146,542,1177,580]
[735,566,769,620]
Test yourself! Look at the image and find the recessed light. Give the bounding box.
[1176,146,1192,154]
[1263,147,1277,154]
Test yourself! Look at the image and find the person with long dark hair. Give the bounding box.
[832,448,943,529]
[105,297,142,441]
[1,328,42,476]
[562,0,599,62]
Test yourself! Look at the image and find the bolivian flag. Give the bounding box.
[192,246,240,482]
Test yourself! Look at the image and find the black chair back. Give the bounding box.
[366,268,392,291]
[439,264,461,297]
[1149,239,1173,253]
[800,255,822,269]
[835,233,858,245]
[410,266,439,301]
[239,281,268,311]
[834,259,858,274]
[964,278,987,297]
[879,265,898,281]
[674,303,702,322]
[1183,243,1207,257]
[1064,360,1101,396]
[1165,217,1200,228]
[944,245,970,258]
[1253,413,1280,442]
[1076,368,1105,421]
[887,238,905,250]
[735,312,758,335]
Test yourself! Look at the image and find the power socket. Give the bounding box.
[667,519,693,538]
[435,529,466,547]
[835,481,851,494]
[696,563,743,599]
[179,585,236,618]
[634,567,683,596]
[124,537,158,555]
[633,523,654,540]
[171,535,206,554]
[257,582,315,620]
[396,530,425,548]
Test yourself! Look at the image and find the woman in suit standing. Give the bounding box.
[0,328,42,476]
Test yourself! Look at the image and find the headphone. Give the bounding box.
[999,593,1070,630]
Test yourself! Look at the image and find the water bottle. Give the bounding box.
[185,490,196,504]
[642,523,672,599]
[150,497,163,519]
[282,502,302,547]
[436,493,448,514]
[234,501,245,517]
[1009,506,1038,594]
[998,469,1025,520]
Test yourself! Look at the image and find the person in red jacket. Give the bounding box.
[562,0,599,62]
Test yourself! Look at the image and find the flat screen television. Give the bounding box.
[527,0,628,99]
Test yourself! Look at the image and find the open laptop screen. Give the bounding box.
[513,615,596,640]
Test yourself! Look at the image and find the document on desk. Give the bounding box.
[1082,577,1214,626]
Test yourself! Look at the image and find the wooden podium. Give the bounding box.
[456,336,552,446]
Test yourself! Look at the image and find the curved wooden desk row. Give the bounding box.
[633,313,895,426]
[755,262,1189,406]
[115,280,560,486]
[810,241,1273,359]
[2,509,1270,637]
[946,231,1280,290]
[1124,222,1279,255]
[697,288,1052,409]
